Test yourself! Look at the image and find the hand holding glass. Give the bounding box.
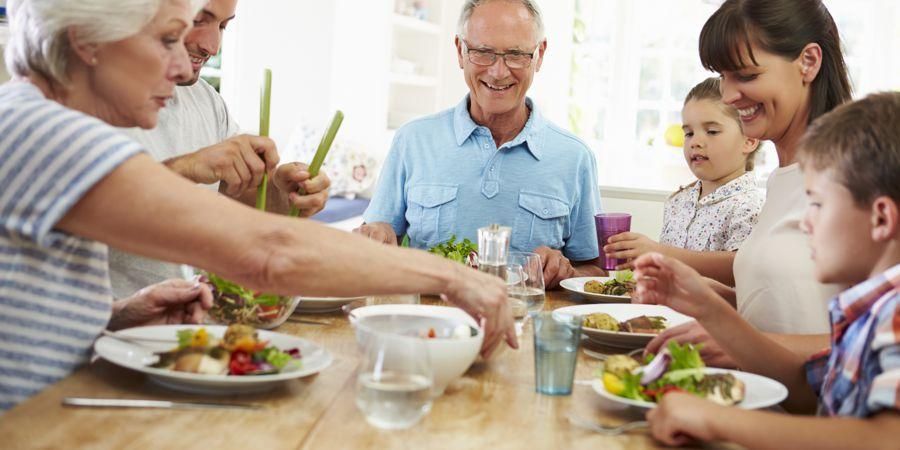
[595,213,632,270]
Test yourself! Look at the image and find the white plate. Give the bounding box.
[559,276,632,303]
[553,304,694,349]
[592,367,788,410]
[294,296,366,313]
[94,325,333,394]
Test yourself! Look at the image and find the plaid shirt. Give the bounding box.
[805,264,900,417]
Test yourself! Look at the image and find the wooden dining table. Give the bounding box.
[0,289,733,450]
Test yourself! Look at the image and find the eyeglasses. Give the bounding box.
[459,38,540,70]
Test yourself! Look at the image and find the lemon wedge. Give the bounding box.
[602,372,625,395]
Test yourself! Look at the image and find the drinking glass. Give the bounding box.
[595,213,632,270]
[507,251,546,316]
[532,312,582,395]
[355,322,434,429]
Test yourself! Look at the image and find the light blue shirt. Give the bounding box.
[364,96,601,261]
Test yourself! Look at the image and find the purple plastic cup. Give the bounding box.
[595,213,632,270]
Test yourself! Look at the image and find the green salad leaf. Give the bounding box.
[614,269,634,283]
[428,235,477,264]
[667,340,705,372]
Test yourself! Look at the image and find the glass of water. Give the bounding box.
[355,322,434,430]
[532,311,582,395]
[507,251,546,316]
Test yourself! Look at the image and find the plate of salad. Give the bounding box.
[560,271,635,303]
[94,324,333,394]
[593,342,787,410]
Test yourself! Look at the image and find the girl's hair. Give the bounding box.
[684,77,759,171]
[698,0,852,124]
[4,0,205,86]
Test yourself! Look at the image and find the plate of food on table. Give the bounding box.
[553,303,694,349]
[559,270,635,303]
[592,342,788,410]
[94,324,333,394]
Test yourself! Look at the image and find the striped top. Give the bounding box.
[806,263,900,417]
[0,82,142,411]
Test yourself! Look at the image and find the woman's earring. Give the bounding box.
[90,57,98,65]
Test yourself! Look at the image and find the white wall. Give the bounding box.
[220,0,338,147]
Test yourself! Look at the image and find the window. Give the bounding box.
[568,0,900,192]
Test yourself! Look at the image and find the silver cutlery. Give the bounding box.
[567,413,648,436]
[101,329,178,344]
[62,397,264,411]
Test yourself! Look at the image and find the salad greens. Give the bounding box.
[428,235,478,265]
[203,272,292,327]
[604,341,706,402]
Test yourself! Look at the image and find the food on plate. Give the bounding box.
[604,354,640,378]
[200,272,294,327]
[583,271,635,296]
[407,325,477,339]
[150,325,301,376]
[428,235,478,268]
[583,312,667,334]
[583,312,620,331]
[599,342,745,406]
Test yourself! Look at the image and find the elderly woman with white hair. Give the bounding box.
[0,0,516,410]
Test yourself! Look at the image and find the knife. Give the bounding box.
[62,397,264,411]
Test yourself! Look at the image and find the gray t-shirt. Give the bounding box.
[109,79,240,298]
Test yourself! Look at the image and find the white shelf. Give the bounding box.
[391,13,441,35]
[389,72,438,87]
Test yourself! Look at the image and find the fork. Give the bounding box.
[567,413,649,436]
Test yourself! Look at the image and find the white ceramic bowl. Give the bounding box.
[349,304,483,395]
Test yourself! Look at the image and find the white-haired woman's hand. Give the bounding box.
[107,279,214,331]
[440,264,518,358]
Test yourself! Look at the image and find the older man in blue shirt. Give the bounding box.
[356,0,604,287]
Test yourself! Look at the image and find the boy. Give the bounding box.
[632,92,900,448]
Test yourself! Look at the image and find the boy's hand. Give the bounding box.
[603,232,660,270]
[647,392,725,446]
[633,253,720,319]
[644,321,737,368]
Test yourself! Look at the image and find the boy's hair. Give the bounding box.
[798,92,900,207]
[698,0,852,124]
[684,77,759,171]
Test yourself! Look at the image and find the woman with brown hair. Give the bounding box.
[643,0,852,363]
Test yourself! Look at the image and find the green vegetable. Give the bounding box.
[289,110,344,217]
[256,347,293,370]
[667,340,705,372]
[176,329,194,349]
[614,270,634,283]
[428,235,477,264]
[207,272,258,304]
[256,68,272,212]
[618,370,649,401]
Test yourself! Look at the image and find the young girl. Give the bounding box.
[603,77,764,286]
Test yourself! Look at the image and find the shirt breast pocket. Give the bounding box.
[407,184,459,247]
[512,192,569,251]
